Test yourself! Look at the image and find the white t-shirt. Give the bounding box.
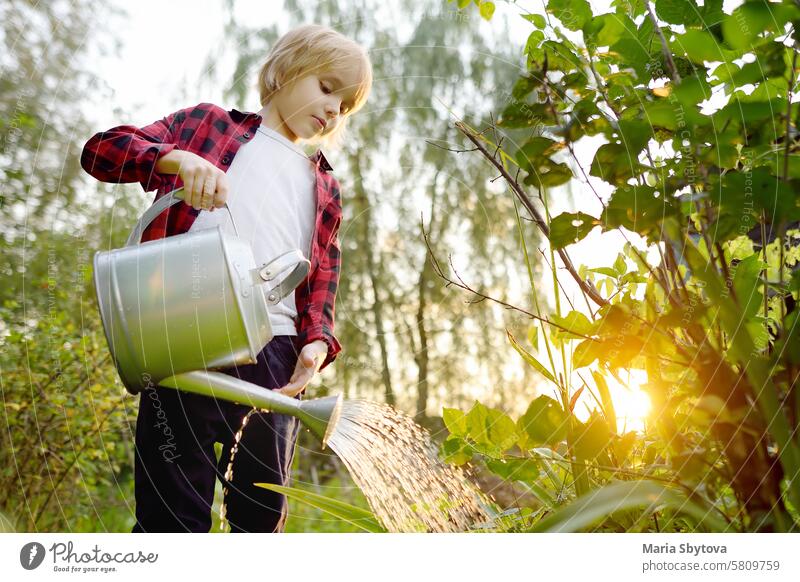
[189,124,317,336]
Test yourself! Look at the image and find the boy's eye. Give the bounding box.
[321,80,350,114]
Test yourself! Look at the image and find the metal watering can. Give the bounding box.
[92,188,343,447]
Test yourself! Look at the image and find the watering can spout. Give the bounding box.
[158,371,342,449]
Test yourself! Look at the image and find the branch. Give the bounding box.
[421,218,598,341]
[454,120,608,307]
[646,1,681,84]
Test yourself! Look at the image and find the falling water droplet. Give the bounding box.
[219,407,263,532]
[324,399,497,532]
[219,400,498,533]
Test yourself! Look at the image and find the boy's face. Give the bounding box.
[265,61,362,143]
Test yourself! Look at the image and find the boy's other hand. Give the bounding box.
[155,149,229,211]
[274,340,327,398]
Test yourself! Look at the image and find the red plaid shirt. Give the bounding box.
[80,102,343,371]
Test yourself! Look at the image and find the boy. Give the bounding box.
[81,24,372,532]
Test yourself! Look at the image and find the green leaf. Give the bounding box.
[538,40,586,72]
[515,136,563,166]
[614,119,652,155]
[573,338,603,368]
[588,266,620,278]
[613,0,647,18]
[254,482,386,532]
[517,480,558,508]
[611,431,637,464]
[655,0,702,27]
[584,13,636,48]
[478,1,495,20]
[590,143,640,184]
[525,29,546,61]
[441,435,475,465]
[732,254,765,320]
[527,322,539,351]
[547,0,592,32]
[517,395,569,448]
[601,185,679,239]
[592,370,617,435]
[527,479,728,532]
[610,18,655,80]
[722,1,800,51]
[714,96,786,129]
[775,310,800,365]
[573,411,613,462]
[510,74,541,101]
[733,41,787,85]
[523,159,574,188]
[700,0,725,27]
[699,137,740,171]
[769,153,800,179]
[550,310,596,339]
[522,13,547,29]
[548,211,598,249]
[465,401,519,454]
[485,458,540,482]
[672,76,712,107]
[497,101,549,129]
[670,29,739,64]
[613,252,627,276]
[507,329,557,385]
[723,168,800,222]
[643,101,680,131]
[670,447,710,480]
[442,407,468,437]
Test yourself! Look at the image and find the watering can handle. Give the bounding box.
[125,187,240,247]
[250,249,311,306]
[125,187,309,306]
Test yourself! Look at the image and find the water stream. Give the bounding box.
[220,399,497,533]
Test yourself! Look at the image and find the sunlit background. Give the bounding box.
[4,0,786,535]
[84,0,644,421]
[19,0,720,430]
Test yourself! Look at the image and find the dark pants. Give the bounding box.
[131,335,302,533]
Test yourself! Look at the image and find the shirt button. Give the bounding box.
[243,132,250,138]
[221,156,231,165]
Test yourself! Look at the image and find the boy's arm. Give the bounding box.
[295,210,343,372]
[80,106,191,192]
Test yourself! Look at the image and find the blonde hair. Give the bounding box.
[258,24,372,150]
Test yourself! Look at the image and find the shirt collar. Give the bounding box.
[229,107,334,173]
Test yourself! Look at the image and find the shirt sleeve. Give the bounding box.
[79,106,191,192]
[294,207,343,372]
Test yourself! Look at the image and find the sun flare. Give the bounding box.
[605,369,652,434]
[574,368,652,434]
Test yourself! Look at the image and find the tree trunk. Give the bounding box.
[353,152,395,406]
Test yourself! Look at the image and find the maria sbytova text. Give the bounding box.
[643,543,727,557]
[49,542,158,564]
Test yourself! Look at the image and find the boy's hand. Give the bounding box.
[274,340,327,398]
[155,150,229,211]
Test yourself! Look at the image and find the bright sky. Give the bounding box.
[93,0,544,125]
